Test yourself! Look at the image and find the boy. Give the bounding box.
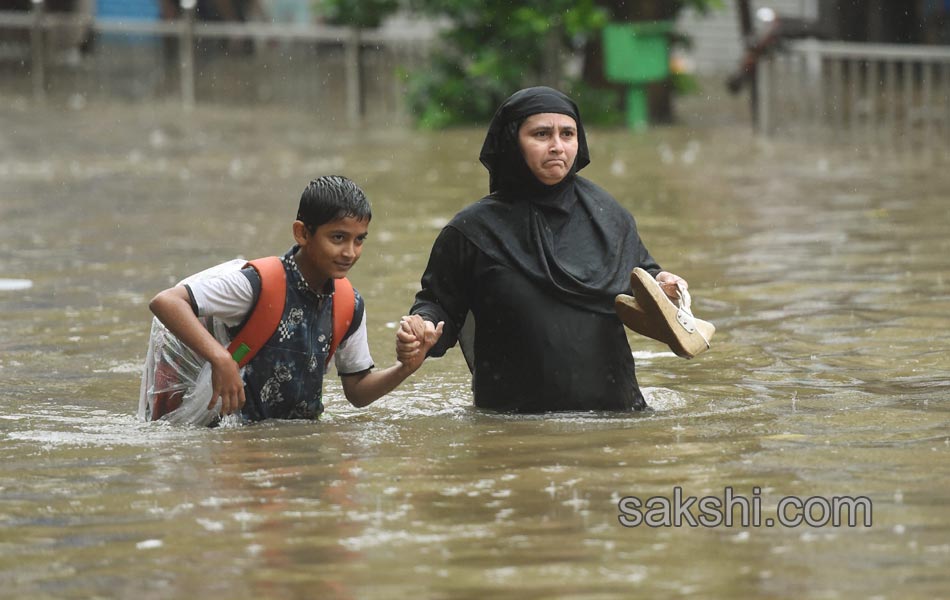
[145,175,442,422]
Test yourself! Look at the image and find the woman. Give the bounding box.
[399,86,686,412]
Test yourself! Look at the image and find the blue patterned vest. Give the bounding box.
[237,246,362,421]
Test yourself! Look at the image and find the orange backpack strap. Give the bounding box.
[226,256,287,367]
[327,277,356,366]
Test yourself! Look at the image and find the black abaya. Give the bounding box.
[410,86,662,412]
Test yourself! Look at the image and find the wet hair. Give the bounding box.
[296,175,372,233]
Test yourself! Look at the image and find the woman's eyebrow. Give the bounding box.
[525,121,575,134]
[530,123,573,132]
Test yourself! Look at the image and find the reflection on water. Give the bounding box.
[0,99,948,599]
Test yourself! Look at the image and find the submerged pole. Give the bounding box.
[345,27,362,127]
[736,0,758,129]
[756,54,772,136]
[30,0,46,102]
[180,0,196,111]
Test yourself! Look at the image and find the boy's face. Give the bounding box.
[293,216,369,286]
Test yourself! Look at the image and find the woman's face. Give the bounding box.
[517,112,579,186]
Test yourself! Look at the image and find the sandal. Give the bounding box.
[615,268,715,359]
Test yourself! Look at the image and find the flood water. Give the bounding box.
[1,99,948,599]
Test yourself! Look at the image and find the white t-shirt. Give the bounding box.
[186,270,374,376]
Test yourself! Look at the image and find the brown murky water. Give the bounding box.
[1,99,948,599]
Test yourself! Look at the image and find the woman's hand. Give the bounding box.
[396,315,444,372]
[656,271,688,302]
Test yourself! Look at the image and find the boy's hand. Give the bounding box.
[150,285,246,416]
[341,316,445,408]
[396,315,443,372]
[209,353,246,415]
[395,316,420,358]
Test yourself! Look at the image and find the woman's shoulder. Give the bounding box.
[576,176,631,211]
[575,176,615,199]
[448,193,511,225]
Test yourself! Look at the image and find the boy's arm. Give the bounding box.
[149,286,246,415]
[340,320,443,408]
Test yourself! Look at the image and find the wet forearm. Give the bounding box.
[149,287,231,365]
[340,363,415,408]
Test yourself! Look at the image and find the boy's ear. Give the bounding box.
[292,220,309,245]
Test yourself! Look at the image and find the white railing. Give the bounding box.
[757,39,950,151]
[0,5,435,123]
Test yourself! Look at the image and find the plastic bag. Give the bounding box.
[138,259,248,426]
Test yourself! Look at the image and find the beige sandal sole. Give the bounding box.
[617,268,715,359]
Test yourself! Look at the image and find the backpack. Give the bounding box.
[227,257,356,368]
[139,256,357,424]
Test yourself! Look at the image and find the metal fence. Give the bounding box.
[757,39,950,151]
[0,6,434,125]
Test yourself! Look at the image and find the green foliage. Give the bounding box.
[671,72,701,95]
[679,0,724,14]
[320,0,399,27]
[564,81,624,126]
[322,0,727,127]
[406,0,609,127]
[406,54,513,128]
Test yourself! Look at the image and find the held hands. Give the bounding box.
[656,271,688,302]
[396,315,444,373]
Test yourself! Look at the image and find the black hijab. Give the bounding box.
[447,86,655,315]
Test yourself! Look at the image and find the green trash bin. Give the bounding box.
[602,21,673,130]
